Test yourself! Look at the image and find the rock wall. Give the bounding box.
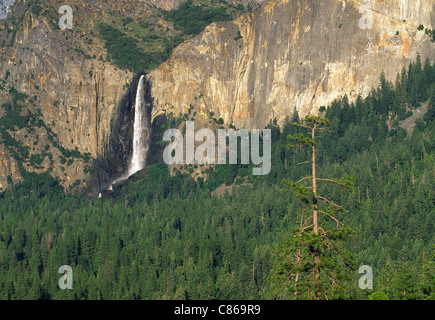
[147,0,435,129]
[0,0,134,193]
[0,0,434,193]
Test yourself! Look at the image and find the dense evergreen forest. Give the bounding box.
[0,56,434,300]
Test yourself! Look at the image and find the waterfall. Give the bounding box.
[102,74,151,195]
[127,74,150,176]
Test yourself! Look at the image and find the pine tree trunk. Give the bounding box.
[312,127,318,235]
[311,126,321,298]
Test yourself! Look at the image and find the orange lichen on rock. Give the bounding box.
[398,38,410,57]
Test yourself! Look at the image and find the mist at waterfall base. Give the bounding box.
[99,75,151,197]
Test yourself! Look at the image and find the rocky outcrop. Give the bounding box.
[226,0,266,10]
[0,143,23,192]
[147,0,435,129]
[148,0,186,10]
[1,0,434,194]
[0,0,134,193]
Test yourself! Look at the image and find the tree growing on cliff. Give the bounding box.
[267,115,358,300]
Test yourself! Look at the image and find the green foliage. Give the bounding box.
[161,0,245,36]
[287,132,314,148]
[97,23,170,72]
[0,58,434,300]
[267,226,358,299]
[0,89,90,176]
[71,179,81,188]
[234,30,242,41]
[368,291,388,300]
[267,115,358,299]
[30,3,42,16]
[0,163,280,299]
[96,1,238,73]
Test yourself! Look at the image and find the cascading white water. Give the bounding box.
[102,74,150,195]
[127,74,149,176]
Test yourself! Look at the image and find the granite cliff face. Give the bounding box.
[0,0,135,193]
[0,0,260,194]
[147,0,435,129]
[0,0,434,194]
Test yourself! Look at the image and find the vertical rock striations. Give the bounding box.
[0,0,133,193]
[147,0,435,129]
[0,0,434,194]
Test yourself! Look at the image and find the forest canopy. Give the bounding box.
[0,57,434,300]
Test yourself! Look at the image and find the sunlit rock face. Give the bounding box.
[0,0,133,193]
[147,0,435,129]
[0,0,434,193]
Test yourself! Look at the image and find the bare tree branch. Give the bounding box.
[316,178,350,190]
[297,161,312,166]
[318,210,344,227]
[317,195,343,208]
[297,176,312,183]
[304,216,313,226]
[302,224,314,231]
